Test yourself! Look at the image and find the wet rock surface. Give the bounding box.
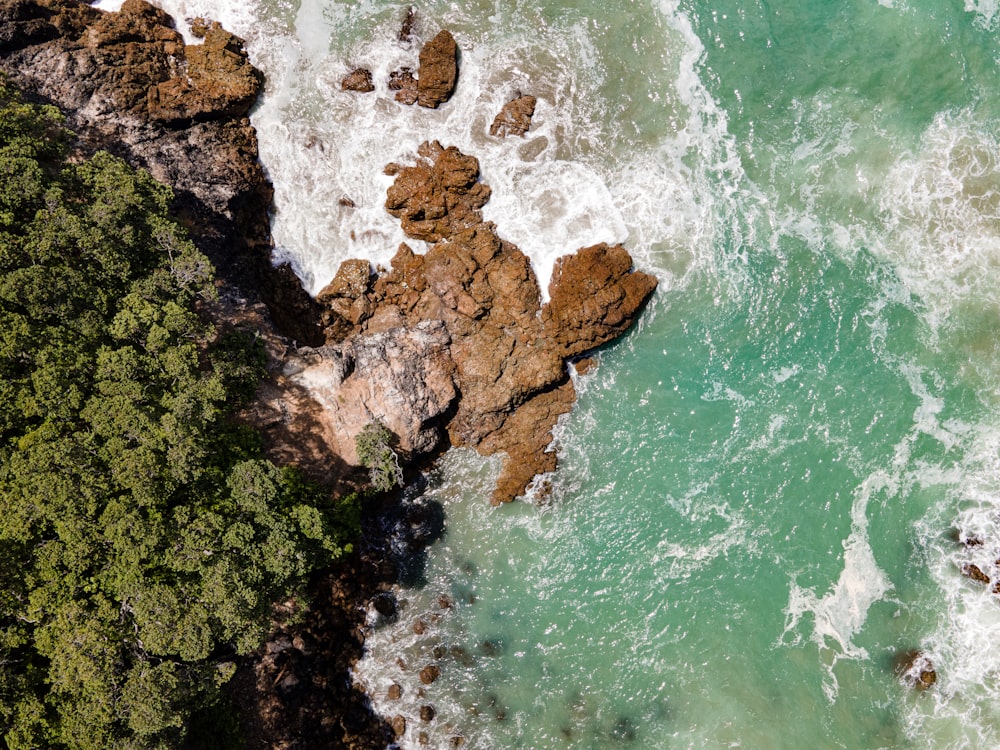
[307,140,657,503]
[894,649,937,691]
[341,67,375,92]
[416,29,458,108]
[490,93,537,138]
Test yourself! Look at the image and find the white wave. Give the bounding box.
[964,0,1000,28]
[876,111,1000,326]
[133,0,748,302]
[781,471,893,701]
[905,421,1000,747]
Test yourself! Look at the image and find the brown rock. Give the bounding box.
[385,141,490,243]
[399,6,417,43]
[391,714,407,737]
[389,67,418,105]
[894,650,937,690]
[412,618,427,635]
[388,683,403,700]
[490,94,537,138]
[543,243,658,359]
[418,665,441,684]
[149,24,264,122]
[419,704,436,722]
[341,67,375,92]
[317,258,372,304]
[188,16,218,38]
[962,562,990,584]
[417,29,457,108]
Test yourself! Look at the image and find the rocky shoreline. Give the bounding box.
[0,1,657,746]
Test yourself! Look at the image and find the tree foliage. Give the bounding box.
[355,420,403,493]
[0,79,358,749]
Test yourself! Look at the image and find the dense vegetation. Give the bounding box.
[0,80,358,749]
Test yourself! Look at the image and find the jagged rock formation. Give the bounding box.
[342,67,375,92]
[306,141,657,504]
[490,93,537,137]
[0,0,324,345]
[388,28,458,108]
[416,29,458,108]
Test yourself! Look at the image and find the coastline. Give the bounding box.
[0,2,656,746]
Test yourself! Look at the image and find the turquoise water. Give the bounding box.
[127,0,1000,745]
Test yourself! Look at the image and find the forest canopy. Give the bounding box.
[0,79,357,749]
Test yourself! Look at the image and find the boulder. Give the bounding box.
[489,94,536,138]
[341,67,375,92]
[416,29,457,108]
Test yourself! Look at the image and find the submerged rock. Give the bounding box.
[419,665,441,684]
[961,562,991,585]
[894,650,937,691]
[391,714,407,737]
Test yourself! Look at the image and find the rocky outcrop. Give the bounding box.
[278,321,458,467]
[304,141,657,504]
[0,0,323,345]
[148,24,264,121]
[490,93,536,138]
[384,142,491,242]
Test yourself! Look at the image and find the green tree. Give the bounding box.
[0,78,359,748]
[355,419,404,492]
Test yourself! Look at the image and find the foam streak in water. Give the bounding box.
[782,473,893,701]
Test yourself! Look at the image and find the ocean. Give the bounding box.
[100,0,1000,746]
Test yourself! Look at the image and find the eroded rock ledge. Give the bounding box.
[288,141,658,504]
